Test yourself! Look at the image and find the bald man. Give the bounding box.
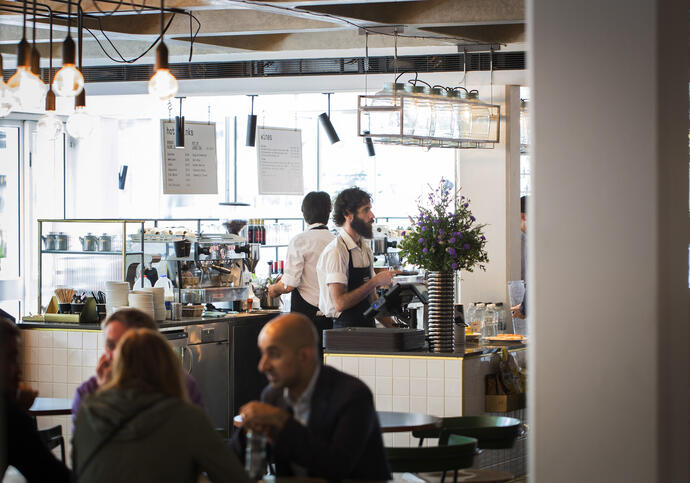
[236,313,390,480]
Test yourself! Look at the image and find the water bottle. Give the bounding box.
[245,430,267,479]
[465,303,475,333]
[495,302,507,333]
[155,274,175,316]
[134,275,152,288]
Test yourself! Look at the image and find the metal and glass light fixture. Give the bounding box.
[174,96,185,148]
[52,0,84,98]
[246,94,257,147]
[38,14,63,140]
[66,90,94,139]
[8,0,46,110]
[148,0,178,100]
[0,54,17,117]
[318,92,339,144]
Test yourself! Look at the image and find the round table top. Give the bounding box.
[377,411,441,433]
[29,397,73,416]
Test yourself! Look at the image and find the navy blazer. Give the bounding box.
[262,365,391,481]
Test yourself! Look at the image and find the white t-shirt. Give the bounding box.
[281,223,335,308]
[316,230,375,318]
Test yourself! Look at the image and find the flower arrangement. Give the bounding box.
[398,179,489,272]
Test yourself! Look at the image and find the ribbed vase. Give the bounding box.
[427,271,455,352]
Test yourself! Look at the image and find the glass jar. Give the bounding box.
[471,303,485,334]
[468,91,490,141]
[452,90,473,140]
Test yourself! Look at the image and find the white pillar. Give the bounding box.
[529,0,688,481]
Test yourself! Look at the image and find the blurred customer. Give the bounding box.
[71,308,203,425]
[316,187,397,328]
[73,328,249,483]
[512,196,528,317]
[268,191,335,348]
[0,316,71,482]
[235,313,390,480]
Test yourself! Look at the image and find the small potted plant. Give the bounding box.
[398,178,488,351]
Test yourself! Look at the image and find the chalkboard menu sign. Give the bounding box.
[257,126,304,195]
[161,120,218,194]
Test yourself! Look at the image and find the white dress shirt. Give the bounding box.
[316,229,375,318]
[281,223,335,308]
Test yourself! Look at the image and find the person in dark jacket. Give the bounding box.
[73,328,250,483]
[236,313,391,480]
[0,315,71,483]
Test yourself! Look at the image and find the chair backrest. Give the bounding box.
[38,425,65,462]
[413,416,522,450]
[385,435,477,473]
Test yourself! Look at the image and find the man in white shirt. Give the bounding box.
[316,187,397,328]
[268,192,335,343]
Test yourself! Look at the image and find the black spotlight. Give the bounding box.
[319,93,340,144]
[174,96,185,149]
[246,94,258,147]
[363,130,376,157]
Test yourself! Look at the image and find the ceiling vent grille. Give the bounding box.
[35,51,525,84]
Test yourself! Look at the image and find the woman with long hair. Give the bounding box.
[73,328,250,483]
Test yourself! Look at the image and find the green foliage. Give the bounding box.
[398,179,489,272]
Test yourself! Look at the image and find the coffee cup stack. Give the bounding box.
[105,281,130,317]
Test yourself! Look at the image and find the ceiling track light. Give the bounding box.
[318,92,339,144]
[66,9,94,140]
[148,0,178,100]
[246,94,257,147]
[7,0,46,111]
[38,11,63,140]
[363,32,375,157]
[175,96,185,148]
[53,0,84,98]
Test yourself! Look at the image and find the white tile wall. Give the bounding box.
[20,328,103,467]
[324,354,467,448]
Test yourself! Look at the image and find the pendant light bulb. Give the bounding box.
[53,36,84,97]
[66,90,94,139]
[149,42,178,100]
[8,39,46,110]
[38,89,62,140]
[0,54,17,117]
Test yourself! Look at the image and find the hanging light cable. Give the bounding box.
[149,0,178,100]
[66,8,94,139]
[362,32,375,156]
[318,92,339,144]
[39,11,63,140]
[0,54,17,117]
[53,0,84,98]
[246,94,258,147]
[7,0,46,110]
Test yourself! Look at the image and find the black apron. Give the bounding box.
[288,225,333,357]
[334,236,375,329]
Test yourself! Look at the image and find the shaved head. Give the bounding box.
[260,313,318,356]
[257,313,319,392]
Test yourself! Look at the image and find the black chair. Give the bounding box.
[38,425,66,463]
[385,435,477,483]
[413,415,522,449]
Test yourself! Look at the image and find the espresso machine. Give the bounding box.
[370,225,401,268]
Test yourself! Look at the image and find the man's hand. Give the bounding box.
[239,401,291,438]
[96,352,113,386]
[511,304,525,319]
[267,283,281,298]
[16,382,38,411]
[372,269,400,288]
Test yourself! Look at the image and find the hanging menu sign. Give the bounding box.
[257,127,304,195]
[161,120,218,194]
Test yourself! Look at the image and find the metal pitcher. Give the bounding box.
[98,234,112,252]
[79,233,98,251]
[41,232,57,250]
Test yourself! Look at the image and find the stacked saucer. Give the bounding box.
[105,281,130,317]
[140,287,166,321]
[128,292,155,319]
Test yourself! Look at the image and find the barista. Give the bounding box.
[316,187,397,329]
[268,192,335,332]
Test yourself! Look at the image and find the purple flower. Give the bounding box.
[461,196,465,200]
[451,262,458,270]
[401,231,406,236]
[464,243,471,250]
[449,237,456,243]
[418,238,424,244]
[422,248,428,253]
[480,235,486,241]
[463,203,469,208]
[433,219,439,224]
[458,233,464,239]
[421,226,427,232]
[439,229,444,235]
[470,215,476,222]
[448,247,456,256]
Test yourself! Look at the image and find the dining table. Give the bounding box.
[28,397,73,416]
[376,411,441,433]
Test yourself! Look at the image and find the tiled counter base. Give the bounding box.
[324,348,527,477]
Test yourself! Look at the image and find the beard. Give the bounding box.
[351,215,374,239]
